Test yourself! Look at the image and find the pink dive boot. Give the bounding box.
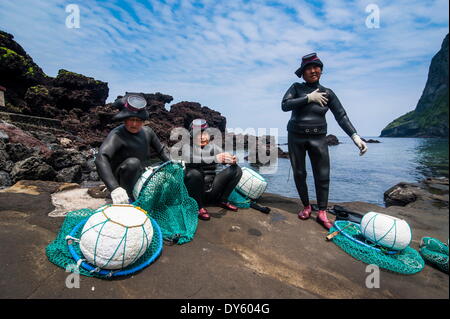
[298,205,312,220]
[316,210,333,230]
[198,208,210,220]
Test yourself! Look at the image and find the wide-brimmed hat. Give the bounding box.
[295,52,323,78]
[112,93,149,121]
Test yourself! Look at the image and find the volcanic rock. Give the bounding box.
[11,156,56,182]
[0,170,11,187]
[384,178,449,209]
[56,165,82,183]
[49,149,86,170]
[384,183,419,207]
[0,122,52,158]
[361,138,381,143]
[326,134,340,146]
[5,143,36,162]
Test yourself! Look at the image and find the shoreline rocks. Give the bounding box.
[384,177,449,208]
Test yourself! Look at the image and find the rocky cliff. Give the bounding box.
[0,29,226,187]
[380,34,449,137]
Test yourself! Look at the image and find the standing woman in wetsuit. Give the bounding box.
[282,53,368,230]
[183,119,243,220]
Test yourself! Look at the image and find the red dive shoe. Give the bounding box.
[198,208,210,220]
[316,210,333,230]
[298,205,312,220]
[219,202,238,212]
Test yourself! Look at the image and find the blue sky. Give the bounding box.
[0,0,448,136]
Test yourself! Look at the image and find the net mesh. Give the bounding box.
[420,237,449,273]
[228,189,251,208]
[46,161,198,277]
[133,161,198,244]
[330,220,425,275]
[46,208,163,278]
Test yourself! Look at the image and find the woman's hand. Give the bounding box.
[111,187,130,204]
[307,89,328,106]
[216,153,237,164]
[351,134,368,156]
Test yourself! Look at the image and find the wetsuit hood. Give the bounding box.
[295,52,324,78]
[112,93,149,121]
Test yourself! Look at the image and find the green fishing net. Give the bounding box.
[133,161,199,244]
[228,189,251,208]
[420,237,449,273]
[46,208,162,278]
[330,221,425,275]
[46,161,198,277]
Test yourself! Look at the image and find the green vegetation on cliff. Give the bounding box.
[381,34,448,138]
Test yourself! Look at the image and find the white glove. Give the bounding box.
[351,134,368,156]
[171,160,185,170]
[111,187,130,204]
[307,89,328,107]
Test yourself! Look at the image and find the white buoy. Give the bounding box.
[236,167,267,200]
[133,166,156,200]
[80,205,153,269]
[360,212,412,250]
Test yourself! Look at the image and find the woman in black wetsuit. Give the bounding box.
[282,53,368,230]
[183,119,243,220]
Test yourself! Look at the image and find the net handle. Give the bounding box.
[333,221,399,255]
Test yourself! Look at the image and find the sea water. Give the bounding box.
[236,136,449,206]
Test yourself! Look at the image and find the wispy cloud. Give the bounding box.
[0,0,448,136]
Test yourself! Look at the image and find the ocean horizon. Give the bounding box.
[236,136,449,206]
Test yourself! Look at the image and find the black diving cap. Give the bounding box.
[295,52,324,78]
[112,93,149,121]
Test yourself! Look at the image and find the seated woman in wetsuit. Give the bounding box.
[281,53,368,230]
[182,119,243,220]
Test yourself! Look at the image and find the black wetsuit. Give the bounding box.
[95,125,170,200]
[281,81,357,210]
[182,142,242,208]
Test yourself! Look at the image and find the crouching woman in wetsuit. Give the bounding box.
[182,119,243,220]
[281,53,368,230]
[95,93,170,204]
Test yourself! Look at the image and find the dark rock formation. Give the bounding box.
[0,29,232,185]
[361,138,381,143]
[49,69,108,111]
[56,165,82,183]
[384,178,449,208]
[49,148,86,170]
[326,134,340,146]
[0,170,11,187]
[11,156,56,182]
[0,122,52,158]
[384,183,419,207]
[0,30,108,117]
[0,30,47,113]
[278,147,289,158]
[381,34,449,137]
